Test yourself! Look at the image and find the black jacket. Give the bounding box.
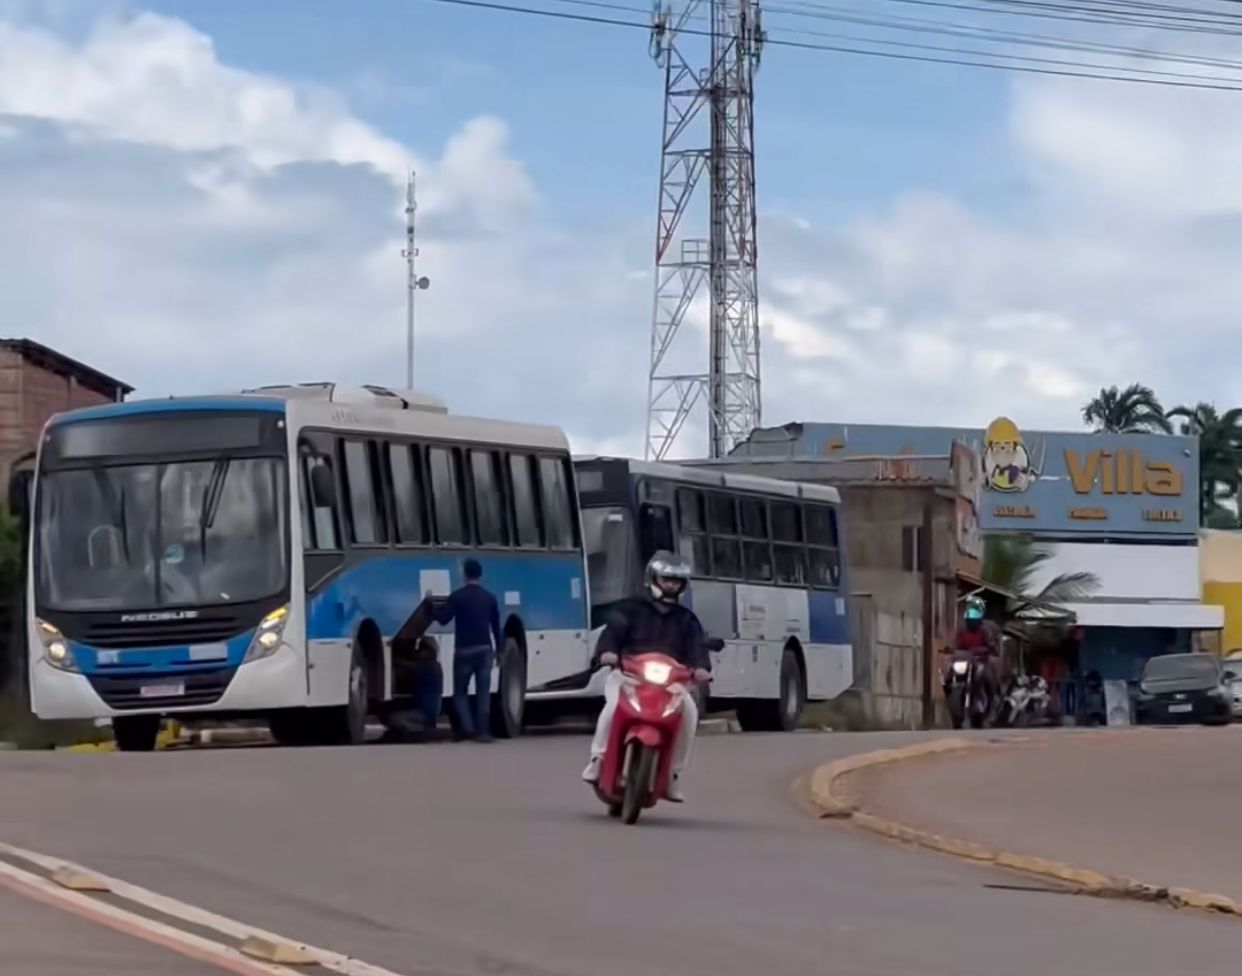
[593,597,710,672]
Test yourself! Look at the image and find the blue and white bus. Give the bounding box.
[21,383,591,750]
[562,457,852,731]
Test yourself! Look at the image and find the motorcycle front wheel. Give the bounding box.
[621,744,656,825]
[946,687,965,729]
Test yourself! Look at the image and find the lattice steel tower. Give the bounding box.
[645,0,764,460]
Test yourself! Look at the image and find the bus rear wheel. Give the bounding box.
[113,715,161,752]
[736,649,805,732]
[490,637,527,739]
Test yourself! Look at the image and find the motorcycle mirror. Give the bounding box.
[704,638,725,653]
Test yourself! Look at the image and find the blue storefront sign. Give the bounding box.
[742,419,1199,539]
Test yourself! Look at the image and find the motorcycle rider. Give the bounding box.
[953,595,1000,709]
[580,550,712,802]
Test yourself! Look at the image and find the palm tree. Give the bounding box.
[983,535,1100,607]
[1081,383,1172,434]
[1166,402,1242,526]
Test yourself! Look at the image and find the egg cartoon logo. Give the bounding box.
[981,416,1038,493]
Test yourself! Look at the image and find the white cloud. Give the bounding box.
[0,12,533,221]
[0,5,1238,464]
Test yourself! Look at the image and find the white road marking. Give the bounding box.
[0,841,408,976]
[0,854,289,975]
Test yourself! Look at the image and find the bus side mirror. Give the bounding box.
[309,463,337,509]
[705,637,725,653]
[8,469,32,524]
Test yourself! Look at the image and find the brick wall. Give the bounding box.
[0,350,116,484]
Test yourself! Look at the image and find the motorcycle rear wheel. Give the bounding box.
[622,744,656,825]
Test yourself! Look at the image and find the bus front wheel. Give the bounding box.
[113,715,161,752]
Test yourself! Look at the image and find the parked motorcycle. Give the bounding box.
[593,640,721,825]
[997,674,1050,727]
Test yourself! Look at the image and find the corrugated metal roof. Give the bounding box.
[687,453,954,486]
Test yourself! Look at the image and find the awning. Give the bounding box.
[955,571,1077,623]
[1057,601,1224,630]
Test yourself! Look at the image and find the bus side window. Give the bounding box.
[300,448,340,551]
[771,500,804,585]
[805,504,841,589]
[387,442,429,545]
[739,496,772,582]
[428,446,468,545]
[675,488,709,576]
[342,440,388,546]
[538,456,577,550]
[509,453,544,547]
[470,449,511,547]
[639,503,674,562]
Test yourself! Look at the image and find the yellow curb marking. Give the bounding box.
[806,735,1242,920]
[240,936,318,966]
[50,865,111,892]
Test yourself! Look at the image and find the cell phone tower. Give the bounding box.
[645,0,764,460]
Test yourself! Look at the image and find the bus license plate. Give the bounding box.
[140,682,185,699]
[1168,703,1193,714]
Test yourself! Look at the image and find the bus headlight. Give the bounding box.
[37,619,78,672]
[244,606,289,663]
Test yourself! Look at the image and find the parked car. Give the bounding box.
[1133,653,1233,726]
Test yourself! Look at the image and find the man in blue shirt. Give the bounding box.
[433,559,502,743]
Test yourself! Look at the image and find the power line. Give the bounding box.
[413,0,1242,89]
[768,0,1242,71]
[871,0,1242,37]
[542,0,1242,75]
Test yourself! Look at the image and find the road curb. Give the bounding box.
[806,736,1242,920]
[808,737,977,817]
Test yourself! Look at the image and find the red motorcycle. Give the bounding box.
[594,643,719,825]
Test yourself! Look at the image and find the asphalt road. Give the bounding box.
[2,730,1242,976]
[857,726,1242,901]
[0,884,224,976]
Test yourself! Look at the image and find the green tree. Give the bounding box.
[1166,402,1242,527]
[983,535,1100,606]
[1081,383,1173,434]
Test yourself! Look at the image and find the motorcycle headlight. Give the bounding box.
[661,692,685,718]
[951,660,969,675]
[642,661,673,685]
[244,606,289,663]
[37,619,78,672]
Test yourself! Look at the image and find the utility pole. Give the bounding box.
[645,0,764,460]
[403,170,431,390]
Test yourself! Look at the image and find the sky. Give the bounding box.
[0,0,1239,457]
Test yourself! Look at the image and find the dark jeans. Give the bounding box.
[453,645,493,738]
[414,660,444,730]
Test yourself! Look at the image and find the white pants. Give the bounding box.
[589,669,698,776]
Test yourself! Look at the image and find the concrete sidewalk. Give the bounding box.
[0,885,225,976]
[853,727,1242,900]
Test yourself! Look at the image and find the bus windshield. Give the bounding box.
[36,457,288,612]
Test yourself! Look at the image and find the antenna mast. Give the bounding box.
[403,170,431,389]
[645,0,764,460]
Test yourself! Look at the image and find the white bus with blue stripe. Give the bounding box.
[565,457,852,731]
[24,383,591,750]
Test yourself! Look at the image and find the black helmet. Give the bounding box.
[645,550,692,603]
